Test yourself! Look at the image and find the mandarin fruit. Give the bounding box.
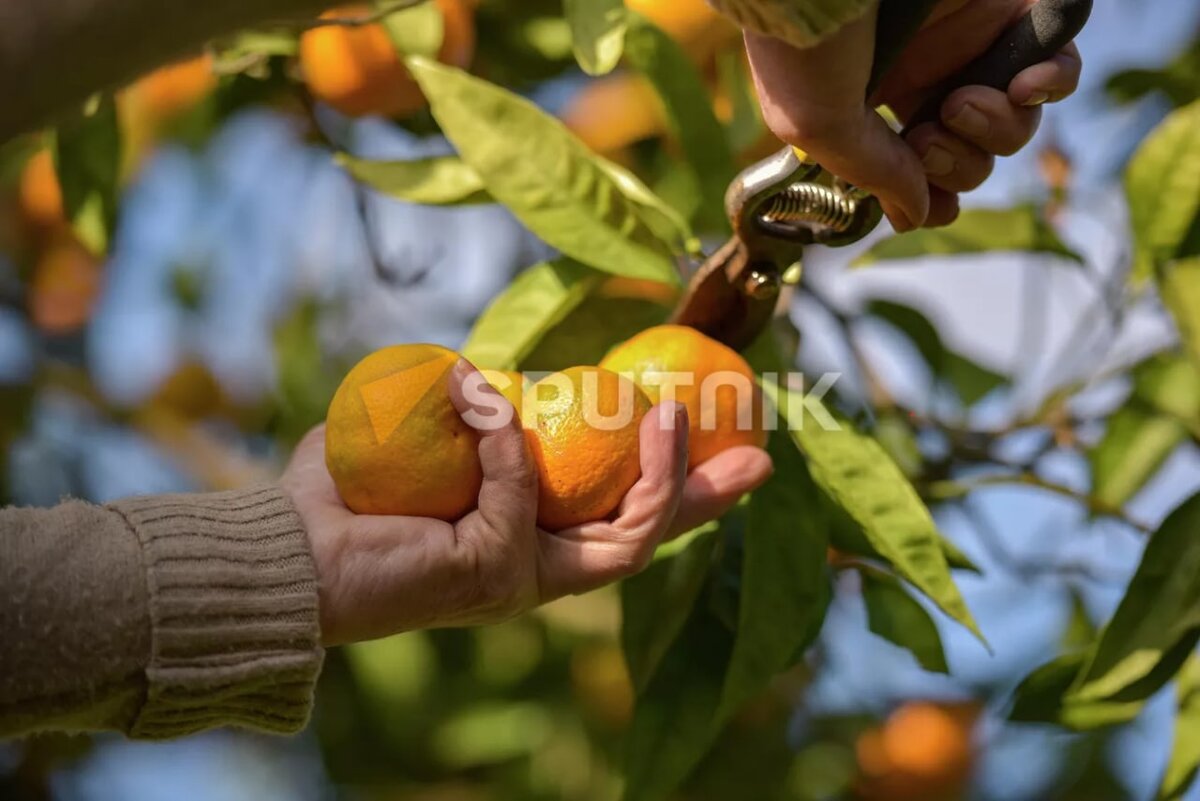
[524,366,649,531]
[326,344,481,519]
[299,0,475,118]
[600,324,766,469]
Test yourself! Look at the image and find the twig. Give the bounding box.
[278,0,430,32]
[927,472,1155,536]
[958,498,1127,586]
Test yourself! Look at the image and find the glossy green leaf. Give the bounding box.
[622,526,719,693]
[1107,39,1200,109]
[408,57,681,282]
[381,0,444,58]
[859,566,949,673]
[1134,352,1200,437]
[1009,652,1146,730]
[54,96,121,255]
[716,49,766,155]
[717,432,831,719]
[623,574,736,801]
[337,154,492,205]
[868,299,1006,405]
[765,383,982,641]
[1160,258,1200,371]
[462,258,601,369]
[1068,492,1200,704]
[854,206,1083,267]
[623,13,736,232]
[1089,404,1185,507]
[829,501,980,574]
[1158,657,1200,800]
[595,155,698,256]
[1126,101,1200,283]
[564,0,626,75]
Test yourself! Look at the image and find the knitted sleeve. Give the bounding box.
[709,0,876,49]
[0,484,323,740]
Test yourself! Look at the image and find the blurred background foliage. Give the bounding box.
[2,0,1200,800]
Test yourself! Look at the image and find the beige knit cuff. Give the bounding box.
[109,484,323,739]
[708,0,875,49]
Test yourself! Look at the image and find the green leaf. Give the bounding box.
[859,566,949,673]
[564,0,627,76]
[716,48,765,155]
[765,383,983,642]
[432,702,551,768]
[868,299,1006,406]
[1089,405,1185,507]
[408,57,682,282]
[1009,652,1146,729]
[829,501,980,574]
[211,29,299,75]
[623,574,736,801]
[337,154,492,205]
[53,96,121,255]
[1158,657,1200,800]
[381,0,444,59]
[1160,258,1200,371]
[717,432,832,720]
[1107,39,1200,109]
[854,205,1083,267]
[1126,101,1200,283]
[1068,491,1200,704]
[462,258,601,370]
[622,525,719,693]
[623,13,737,232]
[1134,352,1200,437]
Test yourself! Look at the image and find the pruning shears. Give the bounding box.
[671,0,1093,351]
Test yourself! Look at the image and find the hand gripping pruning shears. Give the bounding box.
[670,0,1093,351]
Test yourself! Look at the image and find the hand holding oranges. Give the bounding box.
[288,341,771,644]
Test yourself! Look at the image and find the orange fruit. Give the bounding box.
[325,344,482,519]
[18,150,63,232]
[129,53,217,119]
[561,73,666,154]
[626,0,739,63]
[298,0,475,118]
[478,369,526,412]
[600,324,766,469]
[524,366,650,531]
[854,701,977,801]
[28,235,102,335]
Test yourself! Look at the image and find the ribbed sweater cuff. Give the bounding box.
[109,484,323,739]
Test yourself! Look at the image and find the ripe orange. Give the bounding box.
[479,369,526,412]
[600,324,766,469]
[626,0,739,63]
[561,73,666,154]
[129,53,217,119]
[28,235,102,335]
[524,366,650,531]
[325,344,482,519]
[298,0,475,118]
[18,150,63,232]
[855,701,977,801]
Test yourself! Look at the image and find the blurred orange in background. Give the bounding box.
[855,701,979,801]
[17,149,64,235]
[28,234,102,335]
[626,0,739,65]
[299,0,476,118]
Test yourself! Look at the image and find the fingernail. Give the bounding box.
[947,103,990,138]
[1022,91,1050,107]
[921,145,955,177]
[659,400,686,431]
